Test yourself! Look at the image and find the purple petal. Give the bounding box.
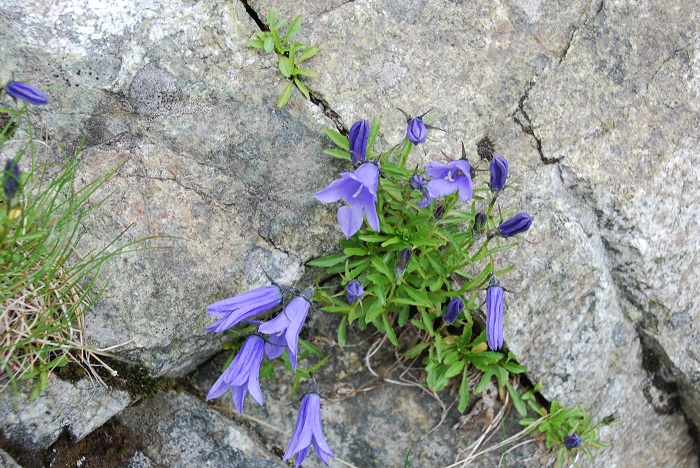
[231,384,247,414]
[337,205,363,239]
[258,310,292,335]
[265,332,287,359]
[294,446,310,468]
[314,176,357,203]
[486,285,504,350]
[427,178,459,198]
[456,177,473,202]
[425,161,449,179]
[284,298,310,367]
[348,163,379,196]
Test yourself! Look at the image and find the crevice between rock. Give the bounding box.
[238,0,348,136]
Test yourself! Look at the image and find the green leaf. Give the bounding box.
[444,360,465,379]
[263,35,274,53]
[275,18,288,30]
[371,256,393,279]
[307,253,350,267]
[297,45,319,63]
[458,367,470,413]
[495,365,508,389]
[368,115,382,152]
[322,127,349,151]
[267,8,276,29]
[338,316,347,347]
[402,286,433,307]
[405,342,430,359]
[475,369,494,394]
[382,312,398,345]
[294,68,320,78]
[344,247,369,256]
[298,338,322,357]
[277,81,294,108]
[365,299,384,322]
[367,273,390,286]
[502,361,527,374]
[507,381,527,417]
[420,308,435,336]
[293,77,310,100]
[323,148,352,161]
[284,16,302,44]
[279,57,293,77]
[247,39,265,49]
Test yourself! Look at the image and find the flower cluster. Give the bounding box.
[205,284,333,466]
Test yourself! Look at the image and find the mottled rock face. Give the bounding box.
[0,0,698,465]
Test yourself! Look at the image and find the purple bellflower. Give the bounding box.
[346,280,364,304]
[425,159,473,202]
[206,334,265,414]
[564,433,582,450]
[206,286,282,333]
[489,155,508,191]
[348,119,370,163]
[444,297,464,324]
[497,212,533,237]
[258,288,313,372]
[283,378,335,468]
[4,81,49,105]
[314,163,380,239]
[3,160,20,201]
[409,173,435,208]
[406,118,427,144]
[264,331,288,360]
[486,276,504,351]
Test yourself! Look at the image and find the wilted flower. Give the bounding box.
[283,378,335,467]
[206,286,282,333]
[258,289,313,372]
[443,297,464,324]
[564,433,582,450]
[348,119,370,163]
[489,155,508,191]
[346,280,364,304]
[425,159,473,202]
[4,81,49,106]
[409,173,427,190]
[472,212,487,238]
[206,334,265,414]
[406,118,427,145]
[315,163,380,239]
[486,276,504,351]
[395,248,412,277]
[3,160,21,202]
[497,212,533,238]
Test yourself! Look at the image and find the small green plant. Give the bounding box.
[0,104,144,399]
[247,8,320,108]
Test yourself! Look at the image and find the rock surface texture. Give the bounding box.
[0,0,698,466]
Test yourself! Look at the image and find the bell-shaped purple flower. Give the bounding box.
[206,334,265,414]
[486,276,504,351]
[206,286,282,333]
[409,173,434,207]
[564,433,582,450]
[346,280,364,304]
[406,118,427,144]
[315,163,380,239]
[497,212,533,237]
[444,297,464,324]
[348,119,370,163]
[489,155,508,191]
[425,160,473,202]
[4,81,49,106]
[258,290,312,372]
[283,378,335,467]
[3,160,21,201]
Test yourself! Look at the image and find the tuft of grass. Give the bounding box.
[0,104,148,399]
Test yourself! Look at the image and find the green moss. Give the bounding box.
[100,357,175,398]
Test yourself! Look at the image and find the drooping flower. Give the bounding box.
[3,160,21,202]
[264,331,288,360]
[283,378,335,468]
[258,288,313,372]
[4,81,49,105]
[406,118,427,144]
[395,247,412,278]
[314,163,380,239]
[472,212,487,238]
[206,286,282,333]
[564,433,582,450]
[348,119,370,163]
[497,212,533,238]
[486,276,504,351]
[206,334,265,414]
[425,159,473,202]
[443,297,464,324]
[489,155,508,191]
[345,280,364,304]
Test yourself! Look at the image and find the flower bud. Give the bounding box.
[443,297,464,324]
[406,118,427,145]
[486,275,504,351]
[564,433,582,450]
[489,155,508,191]
[395,248,412,277]
[345,280,364,304]
[348,119,370,163]
[497,212,533,237]
[473,212,487,237]
[409,173,427,190]
[3,160,20,202]
[4,81,49,106]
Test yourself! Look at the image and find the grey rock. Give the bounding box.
[117,391,285,467]
[0,449,21,468]
[0,378,131,451]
